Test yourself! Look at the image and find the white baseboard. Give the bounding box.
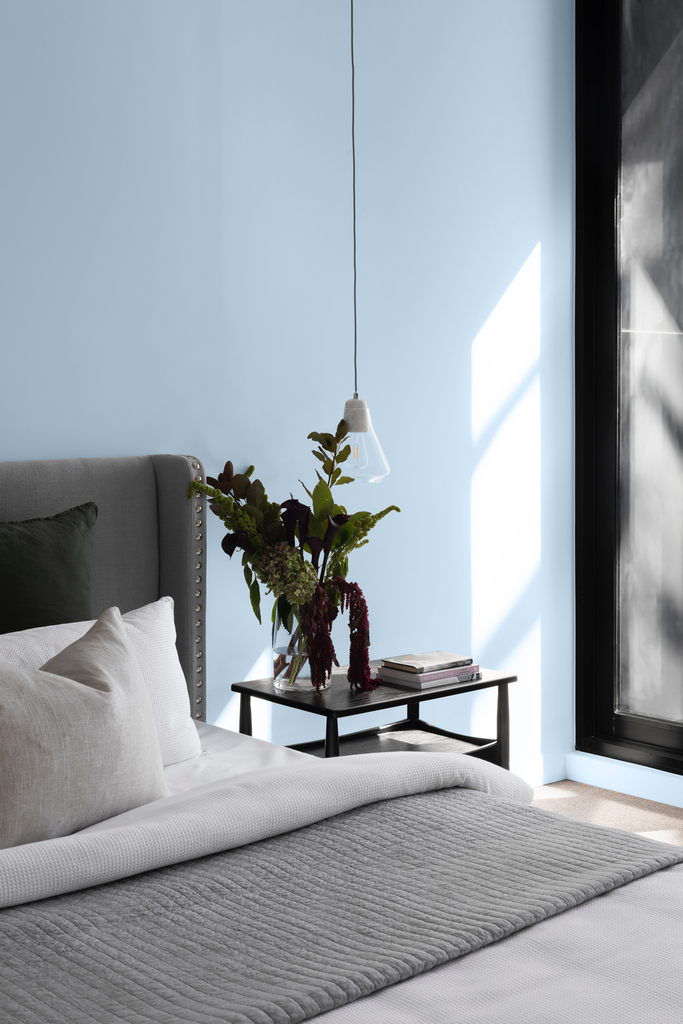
[510,752,568,788]
[566,751,683,809]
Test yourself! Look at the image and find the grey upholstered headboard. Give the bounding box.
[0,454,207,721]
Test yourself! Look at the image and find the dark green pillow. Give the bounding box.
[0,502,98,634]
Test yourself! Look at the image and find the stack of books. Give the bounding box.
[376,651,481,690]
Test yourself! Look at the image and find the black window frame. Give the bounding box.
[576,0,683,774]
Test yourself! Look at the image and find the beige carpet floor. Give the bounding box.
[532,780,683,846]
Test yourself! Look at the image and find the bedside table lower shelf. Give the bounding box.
[288,717,499,761]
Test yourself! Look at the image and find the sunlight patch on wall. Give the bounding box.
[471,244,541,443]
[471,242,540,651]
[471,245,541,655]
[466,246,542,776]
[214,646,272,741]
[471,379,541,652]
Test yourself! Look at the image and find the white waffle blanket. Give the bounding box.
[0,751,531,907]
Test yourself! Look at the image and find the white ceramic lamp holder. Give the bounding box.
[343,397,390,483]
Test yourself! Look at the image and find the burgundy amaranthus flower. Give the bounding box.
[303,585,339,690]
[332,577,376,691]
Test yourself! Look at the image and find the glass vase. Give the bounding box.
[271,603,330,691]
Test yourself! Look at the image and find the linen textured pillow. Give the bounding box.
[0,607,168,849]
[0,502,98,634]
[0,597,201,766]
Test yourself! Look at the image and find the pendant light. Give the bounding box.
[343,0,390,484]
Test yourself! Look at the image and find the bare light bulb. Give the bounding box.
[343,397,390,482]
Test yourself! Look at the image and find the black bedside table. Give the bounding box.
[231,662,516,770]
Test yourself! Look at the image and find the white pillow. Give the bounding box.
[0,596,201,766]
[0,607,168,848]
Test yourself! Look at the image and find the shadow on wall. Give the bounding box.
[214,246,545,781]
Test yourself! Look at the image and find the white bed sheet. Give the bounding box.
[162,721,313,794]
[165,727,683,1023]
[325,862,683,1024]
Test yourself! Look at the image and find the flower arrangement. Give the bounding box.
[190,420,399,689]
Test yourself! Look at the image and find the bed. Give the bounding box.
[0,455,682,1024]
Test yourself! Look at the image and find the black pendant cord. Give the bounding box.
[351,0,358,400]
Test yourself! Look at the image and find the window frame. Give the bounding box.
[575,0,683,774]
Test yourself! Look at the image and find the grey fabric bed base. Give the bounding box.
[0,454,206,720]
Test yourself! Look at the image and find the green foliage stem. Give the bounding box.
[325,505,400,580]
[307,419,353,491]
[188,478,231,509]
[190,425,401,629]
[188,479,271,555]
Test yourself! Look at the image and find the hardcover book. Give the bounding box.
[379,670,483,690]
[381,651,473,674]
[378,663,480,684]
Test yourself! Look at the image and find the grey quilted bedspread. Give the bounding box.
[1,786,681,1024]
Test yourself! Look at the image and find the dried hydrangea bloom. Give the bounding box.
[255,543,318,606]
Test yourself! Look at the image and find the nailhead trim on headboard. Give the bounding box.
[187,461,207,722]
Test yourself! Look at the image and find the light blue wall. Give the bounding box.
[0,0,575,785]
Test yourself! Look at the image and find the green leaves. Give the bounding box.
[193,468,279,566]
[324,505,400,582]
[249,579,261,623]
[331,521,354,548]
[231,474,251,500]
[267,520,287,544]
[307,514,327,540]
[307,431,336,453]
[308,484,337,541]
[243,560,261,623]
[243,504,264,526]
[312,479,334,519]
[274,594,294,635]
[325,441,353,486]
[247,479,266,509]
[307,421,351,492]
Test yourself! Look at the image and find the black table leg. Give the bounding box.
[325,717,340,757]
[407,701,419,725]
[239,693,252,736]
[497,682,510,770]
